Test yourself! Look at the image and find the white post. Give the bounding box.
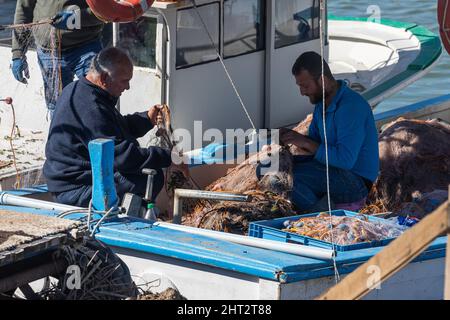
[154,221,334,260]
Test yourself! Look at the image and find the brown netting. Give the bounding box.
[369,118,450,214]
[287,113,313,156]
[182,145,296,234]
[164,113,449,232]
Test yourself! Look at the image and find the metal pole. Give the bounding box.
[172,189,252,224]
[112,22,121,112]
[154,221,334,260]
[0,193,82,212]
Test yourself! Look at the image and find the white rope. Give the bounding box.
[319,0,340,283]
[190,0,256,130]
[90,206,116,238]
[56,199,116,238]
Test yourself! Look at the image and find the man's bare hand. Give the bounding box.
[279,128,319,154]
[148,105,163,126]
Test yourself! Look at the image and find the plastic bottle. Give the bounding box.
[144,203,159,221]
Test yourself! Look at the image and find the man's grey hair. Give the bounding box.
[89,47,131,77]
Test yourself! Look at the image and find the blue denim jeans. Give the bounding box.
[53,169,165,208]
[37,40,102,118]
[292,158,369,211]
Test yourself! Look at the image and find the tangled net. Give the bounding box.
[369,118,450,215]
[39,239,137,300]
[183,145,296,234]
[282,213,406,246]
[183,190,294,234]
[145,104,200,217]
[147,104,173,150]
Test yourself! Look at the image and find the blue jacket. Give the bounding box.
[309,80,379,182]
[43,77,172,193]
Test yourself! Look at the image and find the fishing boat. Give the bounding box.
[0,0,449,300]
[0,129,447,300]
[1,96,449,300]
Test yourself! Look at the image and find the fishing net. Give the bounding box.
[369,118,450,215]
[182,144,296,234]
[282,115,450,218]
[282,212,407,246]
[147,104,173,151]
[394,189,448,219]
[38,239,138,300]
[1,17,61,190]
[287,113,314,156]
[146,104,200,216]
[9,19,62,110]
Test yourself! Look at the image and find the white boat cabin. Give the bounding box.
[119,0,326,136]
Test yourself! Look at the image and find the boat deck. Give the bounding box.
[0,208,81,268]
[0,186,446,284]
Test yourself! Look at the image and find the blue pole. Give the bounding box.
[88,139,119,212]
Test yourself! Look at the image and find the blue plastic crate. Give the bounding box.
[248,210,398,252]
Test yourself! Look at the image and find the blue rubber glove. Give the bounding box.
[11,58,30,84]
[51,11,78,30]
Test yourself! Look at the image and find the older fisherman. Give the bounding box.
[43,47,187,207]
[281,51,379,211]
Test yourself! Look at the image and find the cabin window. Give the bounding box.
[176,3,220,69]
[118,16,157,69]
[223,0,265,58]
[275,0,320,49]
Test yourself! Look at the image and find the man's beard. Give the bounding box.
[309,93,324,104]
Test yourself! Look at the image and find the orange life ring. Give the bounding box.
[86,0,155,23]
[438,0,450,54]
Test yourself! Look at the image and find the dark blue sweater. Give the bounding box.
[43,77,172,193]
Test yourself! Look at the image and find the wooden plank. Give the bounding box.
[317,201,449,300]
[445,187,450,300]
[0,234,72,268]
[0,210,80,252]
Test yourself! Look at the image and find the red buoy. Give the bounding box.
[0,97,13,105]
[86,0,155,23]
[438,0,450,54]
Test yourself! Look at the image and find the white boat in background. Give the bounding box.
[328,15,442,107]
